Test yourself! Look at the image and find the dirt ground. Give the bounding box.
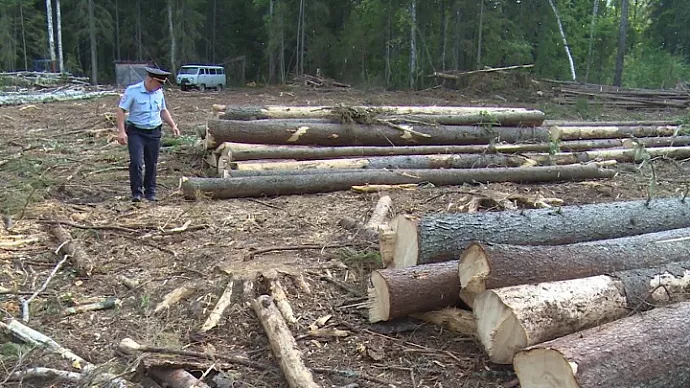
[1,79,689,388]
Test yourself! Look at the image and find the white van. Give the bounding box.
[177,64,226,91]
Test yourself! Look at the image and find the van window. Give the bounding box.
[210,69,217,75]
[179,67,199,75]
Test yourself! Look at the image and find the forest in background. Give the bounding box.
[0,0,688,89]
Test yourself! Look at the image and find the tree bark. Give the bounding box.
[475,261,690,364]
[45,0,56,68]
[389,196,690,268]
[251,295,319,388]
[476,0,483,68]
[459,226,690,306]
[613,0,629,87]
[181,163,615,199]
[411,307,476,336]
[206,119,549,148]
[409,0,417,89]
[544,120,681,127]
[513,301,690,388]
[228,146,690,173]
[210,137,690,162]
[368,261,462,322]
[88,0,97,85]
[167,1,176,77]
[215,105,546,126]
[56,0,64,73]
[552,125,679,140]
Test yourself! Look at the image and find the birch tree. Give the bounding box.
[409,0,417,88]
[547,0,576,80]
[56,0,64,72]
[45,0,56,69]
[87,0,96,84]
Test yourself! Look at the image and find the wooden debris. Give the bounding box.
[262,270,297,324]
[368,261,462,323]
[251,295,319,388]
[364,195,392,231]
[181,163,615,200]
[7,367,83,384]
[117,275,140,290]
[1,319,130,387]
[475,261,690,364]
[430,64,535,79]
[50,224,94,276]
[513,301,690,388]
[149,368,212,388]
[199,278,235,332]
[458,226,690,306]
[154,280,205,314]
[388,197,690,268]
[411,307,477,337]
[64,297,121,316]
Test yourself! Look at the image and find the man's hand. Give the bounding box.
[117,130,128,145]
[171,125,180,137]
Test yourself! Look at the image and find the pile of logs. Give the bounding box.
[180,104,690,200]
[548,79,690,109]
[368,196,690,387]
[0,71,90,88]
[0,86,118,106]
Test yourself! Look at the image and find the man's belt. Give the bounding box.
[127,122,162,132]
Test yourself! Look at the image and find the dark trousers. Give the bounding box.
[126,124,162,198]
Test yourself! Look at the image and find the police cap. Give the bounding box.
[145,66,171,82]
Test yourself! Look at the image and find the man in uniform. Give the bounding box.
[116,67,180,202]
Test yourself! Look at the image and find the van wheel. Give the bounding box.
[199,84,206,92]
[181,84,187,91]
[217,84,223,91]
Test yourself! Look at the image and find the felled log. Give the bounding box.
[368,261,462,323]
[205,119,549,148]
[154,280,205,314]
[216,105,546,126]
[199,278,235,332]
[210,137,690,162]
[552,125,679,140]
[544,120,681,127]
[262,270,297,324]
[251,295,319,388]
[50,225,93,276]
[181,163,615,199]
[7,367,82,384]
[410,307,477,336]
[475,261,690,364]
[513,301,690,388]
[387,196,690,268]
[365,196,393,231]
[458,226,690,306]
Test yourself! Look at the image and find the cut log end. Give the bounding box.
[513,348,579,388]
[391,216,419,268]
[367,271,390,323]
[474,291,527,364]
[458,242,490,307]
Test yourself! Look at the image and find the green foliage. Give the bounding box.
[623,44,690,89]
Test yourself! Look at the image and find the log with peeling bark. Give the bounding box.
[365,196,393,230]
[458,226,690,306]
[552,125,680,140]
[475,261,690,364]
[261,270,297,324]
[513,301,690,388]
[368,261,463,322]
[205,119,549,149]
[154,280,205,314]
[181,163,615,199]
[226,145,690,175]
[216,105,546,126]
[388,197,690,268]
[210,136,690,162]
[544,119,682,127]
[251,295,319,388]
[50,224,93,276]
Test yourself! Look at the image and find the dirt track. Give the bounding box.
[0,82,689,387]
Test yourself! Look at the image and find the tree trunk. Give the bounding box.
[368,261,462,322]
[211,139,690,162]
[167,1,176,77]
[385,0,392,87]
[613,0,629,86]
[547,0,576,80]
[585,0,599,82]
[87,0,97,85]
[475,261,690,364]
[228,146,690,173]
[513,301,690,388]
[212,0,217,63]
[544,120,680,127]
[216,105,545,126]
[409,0,417,89]
[299,0,305,76]
[389,196,690,267]
[45,0,56,68]
[51,225,93,277]
[552,125,680,140]
[136,0,142,61]
[250,295,319,388]
[19,1,28,70]
[459,226,690,307]
[440,0,446,70]
[56,0,64,73]
[476,0,483,68]
[181,163,614,199]
[114,0,120,60]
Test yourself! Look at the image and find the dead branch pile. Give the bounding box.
[547,79,690,109]
[0,85,118,106]
[368,196,690,388]
[0,71,90,88]
[289,71,351,90]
